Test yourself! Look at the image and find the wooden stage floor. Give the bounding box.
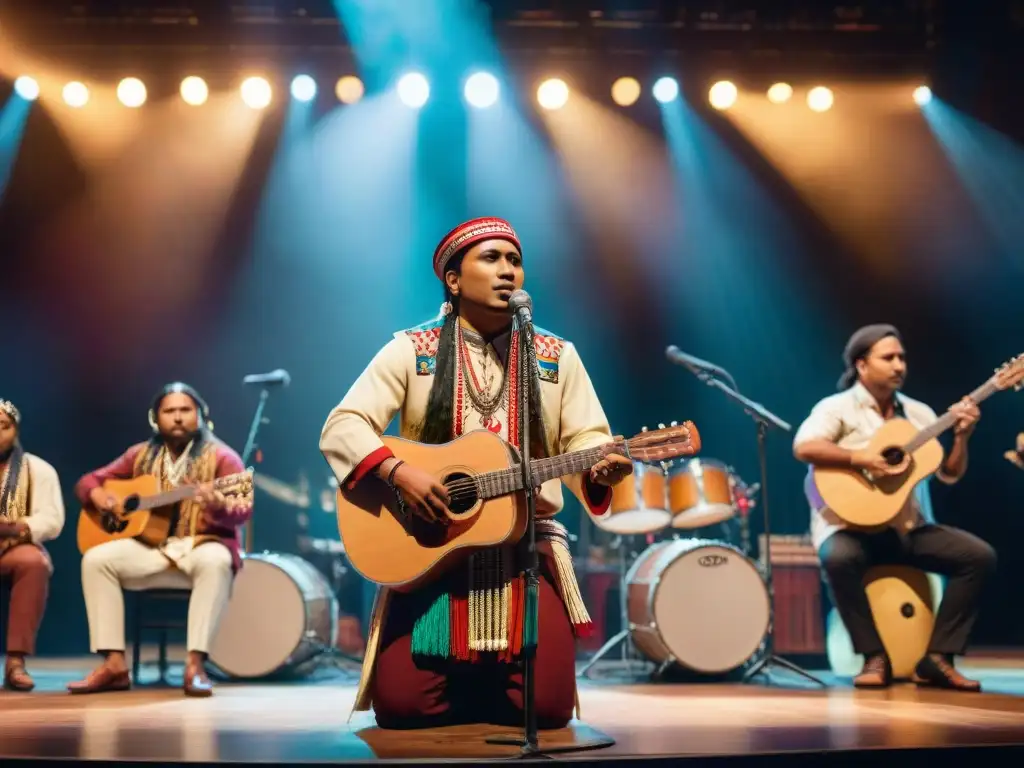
[2,654,1024,765]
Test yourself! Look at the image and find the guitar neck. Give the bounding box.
[135,484,202,511]
[474,446,608,500]
[904,378,998,452]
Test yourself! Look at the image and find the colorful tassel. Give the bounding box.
[411,591,450,658]
[523,576,539,655]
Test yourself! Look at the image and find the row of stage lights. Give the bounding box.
[11,73,935,111]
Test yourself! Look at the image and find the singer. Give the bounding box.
[320,216,631,730]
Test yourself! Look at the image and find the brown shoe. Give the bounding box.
[183,663,214,698]
[913,653,982,692]
[854,653,891,688]
[67,664,131,695]
[4,660,35,692]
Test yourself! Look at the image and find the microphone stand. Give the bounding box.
[686,364,825,688]
[240,387,272,555]
[487,315,587,758]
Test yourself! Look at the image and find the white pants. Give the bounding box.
[81,538,233,654]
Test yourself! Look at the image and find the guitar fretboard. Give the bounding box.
[463,445,611,500]
[133,473,247,511]
[903,378,998,452]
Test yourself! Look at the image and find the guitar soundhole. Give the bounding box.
[901,602,915,619]
[122,495,141,513]
[882,447,905,466]
[443,472,479,516]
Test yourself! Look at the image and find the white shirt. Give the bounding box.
[21,453,66,544]
[793,382,954,550]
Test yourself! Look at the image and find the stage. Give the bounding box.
[2,652,1023,766]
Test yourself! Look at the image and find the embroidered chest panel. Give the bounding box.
[403,320,565,383]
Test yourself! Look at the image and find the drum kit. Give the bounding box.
[579,456,772,680]
[204,471,362,682]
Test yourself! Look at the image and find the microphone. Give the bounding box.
[508,289,534,326]
[665,346,731,380]
[243,368,291,387]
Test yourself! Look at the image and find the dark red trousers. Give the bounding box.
[0,544,52,655]
[372,560,577,730]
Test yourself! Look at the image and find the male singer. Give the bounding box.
[320,217,632,729]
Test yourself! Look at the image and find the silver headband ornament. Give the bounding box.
[0,399,20,426]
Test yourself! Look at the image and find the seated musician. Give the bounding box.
[794,325,996,690]
[319,217,632,729]
[0,399,66,691]
[67,383,253,697]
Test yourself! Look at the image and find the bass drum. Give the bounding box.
[209,552,338,679]
[627,539,770,675]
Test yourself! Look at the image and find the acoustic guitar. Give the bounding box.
[335,422,700,591]
[77,470,253,554]
[809,354,1024,528]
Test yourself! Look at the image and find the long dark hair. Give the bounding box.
[0,440,25,515]
[418,255,551,459]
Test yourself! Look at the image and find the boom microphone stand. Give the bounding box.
[665,348,825,688]
[239,369,290,554]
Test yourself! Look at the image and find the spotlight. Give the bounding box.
[652,77,679,104]
[180,76,209,106]
[397,72,429,108]
[291,75,317,102]
[807,86,834,112]
[767,82,792,104]
[464,71,499,109]
[611,77,641,107]
[336,76,364,105]
[14,76,39,101]
[708,80,738,110]
[537,78,569,111]
[241,77,272,109]
[63,81,89,108]
[117,77,147,108]
[913,85,932,106]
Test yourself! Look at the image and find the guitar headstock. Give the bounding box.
[613,420,702,463]
[994,354,1024,392]
[215,468,255,498]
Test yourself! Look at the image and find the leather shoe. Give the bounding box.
[67,665,131,695]
[184,664,214,697]
[913,653,982,692]
[4,661,35,692]
[853,653,891,688]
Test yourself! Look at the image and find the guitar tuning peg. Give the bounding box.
[641,425,649,432]
[670,420,678,427]
[658,423,665,429]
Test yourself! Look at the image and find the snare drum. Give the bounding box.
[209,552,338,679]
[626,538,770,674]
[668,458,737,529]
[592,461,671,535]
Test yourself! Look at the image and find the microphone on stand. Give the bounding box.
[242,369,291,387]
[508,289,534,326]
[665,346,730,381]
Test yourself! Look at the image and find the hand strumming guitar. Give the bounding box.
[850,449,908,477]
[378,458,451,522]
[89,486,119,513]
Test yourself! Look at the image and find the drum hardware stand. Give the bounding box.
[575,535,648,679]
[668,350,826,688]
[486,294,595,758]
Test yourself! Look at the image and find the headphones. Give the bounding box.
[148,382,214,433]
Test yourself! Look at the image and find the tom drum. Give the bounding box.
[209,551,338,679]
[668,458,737,529]
[592,461,671,535]
[626,539,770,674]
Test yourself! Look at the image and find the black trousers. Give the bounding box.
[819,524,997,657]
